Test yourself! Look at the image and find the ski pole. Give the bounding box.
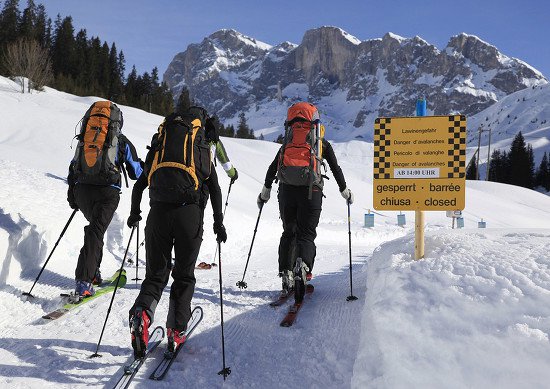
[126,237,145,265]
[213,180,233,264]
[90,226,136,358]
[346,200,358,301]
[131,222,142,284]
[236,203,263,289]
[23,209,78,298]
[217,241,231,380]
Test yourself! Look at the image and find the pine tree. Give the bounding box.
[125,65,138,106]
[34,4,48,47]
[19,0,37,40]
[466,154,477,180]
[488,149,510,183]
[108,43,123,101]
[0,0,21,46]
[508,131,532,188]
[176,87,191,112]
[51,15,75,78]
[225,124,235,138]
[236,112,255,139]
[527,144,535,188]
[535,152,550,190]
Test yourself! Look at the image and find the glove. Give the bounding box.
[127,213,142,228]
[257,185,271,209]
[340,187,354,204]
[67,187,78,210]
[213,213,227,243]
[229,168,238,184]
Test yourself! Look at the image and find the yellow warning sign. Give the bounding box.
[373,115,466,211]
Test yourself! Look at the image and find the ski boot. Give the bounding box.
[279,270,294,297]
[293,257,309,304]
[92,268,103,286]
[75,280,95,298]
[166,328,186,353]
[130,307,150,359]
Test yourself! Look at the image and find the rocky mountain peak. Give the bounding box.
[446,33,501,70]
[206,28,272,52]
[163,28,547,141]
[294,27,359,86]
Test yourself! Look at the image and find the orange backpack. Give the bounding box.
[277,102,325,196]
[72,101,124,186]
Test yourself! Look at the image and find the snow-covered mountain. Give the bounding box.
[467,83,550,175]
[164,27,547,142]
[2,77,550,388]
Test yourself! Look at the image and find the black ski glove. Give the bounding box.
[67,186,78,210]
[127,213,142,228]
[213,213,227,243]
[230,169,238,184]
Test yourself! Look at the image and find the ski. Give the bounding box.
[42,269,127,320]
[280,284,314,327]
[112,326,165,389]
[148,306,204,381]
[269,289,295,307]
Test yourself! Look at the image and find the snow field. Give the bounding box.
[1,76,550,387]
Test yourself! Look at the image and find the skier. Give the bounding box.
[257,102,354,303]
[126,105,226,358]
[67,101,143,298]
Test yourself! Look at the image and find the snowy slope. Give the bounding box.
[467,83,550,176]
[1,77,550,388]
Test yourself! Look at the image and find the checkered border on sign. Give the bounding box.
[374,118,392,179]
[447,115,466,178]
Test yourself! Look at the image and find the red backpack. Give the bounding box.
[277,102,325,196]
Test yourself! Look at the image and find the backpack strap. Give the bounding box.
[121,163,129,188]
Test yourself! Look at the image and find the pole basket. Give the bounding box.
[218,367,231,380]
[346,295,358,301]
[236,281,248,289]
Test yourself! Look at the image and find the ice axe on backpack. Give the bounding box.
[23,209,78,299]
[236,203,263,289]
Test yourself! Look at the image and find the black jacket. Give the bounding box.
[130,136,222,220]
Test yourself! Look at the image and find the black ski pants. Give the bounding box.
[130,202,203,331]
[73,184,120,282]
[277,184,322,273]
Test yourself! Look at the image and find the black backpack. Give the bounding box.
[147,107,212,204]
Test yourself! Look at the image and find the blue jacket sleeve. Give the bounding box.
[118,135,143,180]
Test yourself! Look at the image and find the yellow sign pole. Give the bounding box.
[415,209,425,260]
[415,98,426,260]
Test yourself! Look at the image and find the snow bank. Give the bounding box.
[353,229,550,388]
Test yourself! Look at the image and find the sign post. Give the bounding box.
[415,99,426,260]
[373,101,466,259]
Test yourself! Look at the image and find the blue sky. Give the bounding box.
[39,0,550,78]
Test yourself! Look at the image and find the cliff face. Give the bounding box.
[163,27,547,140]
